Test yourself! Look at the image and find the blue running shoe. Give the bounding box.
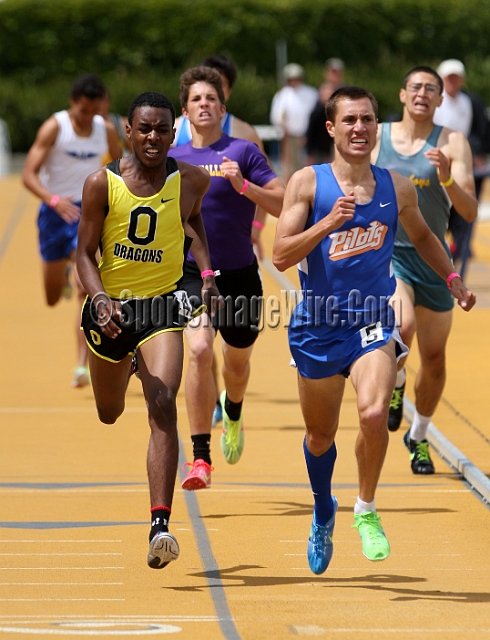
[212,402,223,428]
[307,495,338,575]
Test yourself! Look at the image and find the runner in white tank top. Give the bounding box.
[22,73,121,388]
[40,110,108,202]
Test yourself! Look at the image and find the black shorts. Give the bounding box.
[81,291,194,363]
[181,257,263,349]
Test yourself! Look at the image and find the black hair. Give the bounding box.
[70,74,106,101]
[325,86,378,122]
[127,92,176,126]
[402,66,443,94]
[198,55,237,89]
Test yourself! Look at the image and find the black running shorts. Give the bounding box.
[181,257,263,349]
[81,291,193,363]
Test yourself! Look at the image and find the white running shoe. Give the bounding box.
[147,531,180,569]
[71,366,90,388]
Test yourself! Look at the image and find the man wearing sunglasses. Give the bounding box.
[372,66,477,474]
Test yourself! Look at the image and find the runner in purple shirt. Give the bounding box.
[169,66,284,490]
[172,133,275,270]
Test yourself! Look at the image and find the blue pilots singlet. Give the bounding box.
[295,164,398,320]
[288,164,402,379]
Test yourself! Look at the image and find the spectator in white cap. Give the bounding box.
[270,63,318,181]
[434,59,490,273]
[434,59,471,135]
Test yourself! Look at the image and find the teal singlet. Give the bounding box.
[376,123,451,247]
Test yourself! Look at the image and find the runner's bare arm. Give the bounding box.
[22,117,81,224]
[425,129,477,222]
[78,168,123,337]
[394,172,476,311]
[178,162,221,315]
[273,167,355,271]
[220,156,285,217]
[370,123,383,164]
[22,117,58,202]
[178,162,211,269]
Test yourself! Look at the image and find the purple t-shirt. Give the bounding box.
[169,134,277,270]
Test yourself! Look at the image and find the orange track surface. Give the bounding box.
[0,175,489,639]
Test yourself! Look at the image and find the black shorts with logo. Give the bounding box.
[181,257,263,349]
[81,290,195,363]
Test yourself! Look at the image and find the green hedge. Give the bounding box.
[2,0,490,150]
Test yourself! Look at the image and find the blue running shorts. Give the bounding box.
[38,201,80,262]
[289,311,408,380]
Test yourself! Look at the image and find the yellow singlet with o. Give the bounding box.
[99,162,184,299]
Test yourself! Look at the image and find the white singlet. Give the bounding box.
[40,110,108,201]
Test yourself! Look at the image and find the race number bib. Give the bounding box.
[360,321,383,348]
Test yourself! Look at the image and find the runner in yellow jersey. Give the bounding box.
[77,92,219,570]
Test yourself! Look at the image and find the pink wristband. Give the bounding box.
[252,220,264,231]
[201,269,215,278]
[447,272,461,289]
[239,179,249,195]
[49,194,61,208]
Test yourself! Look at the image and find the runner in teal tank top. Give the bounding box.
[376,122,454,313]
[372,66,477,473]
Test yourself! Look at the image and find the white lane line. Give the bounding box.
[290,567,472,571]
[280,540,304,543]
[0,540,122,543]
[0,406,186,414]
[0,598,125,602]
[0,408,145,413]
[0,583,123,586]
[0,553,122,556]
[0,491,149,495]
[387,489,470,493]
[285,553,462,556]
[404,398,490,505]
[282,540,453,545]
[0,622,180,635]
[0,567,124,570]
[0,487,270,493]
[290,627,490,634]
[0,616,218,621]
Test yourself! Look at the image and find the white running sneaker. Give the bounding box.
[147,531,180,569]
[72,366,90,388]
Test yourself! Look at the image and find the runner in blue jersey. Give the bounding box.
[169,66,285,490]
[372,66,477,474]
[273,86,475,573]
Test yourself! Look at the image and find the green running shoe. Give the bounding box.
[403,430,435,474]
[353,511,390,561]
[388,383,405,431]
[219,390,244,464]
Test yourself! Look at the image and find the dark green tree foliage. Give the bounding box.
[1,0,489,150]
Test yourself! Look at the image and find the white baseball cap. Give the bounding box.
[325,58,345,71]
[283,63,305,80]
[437,59,466,78]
